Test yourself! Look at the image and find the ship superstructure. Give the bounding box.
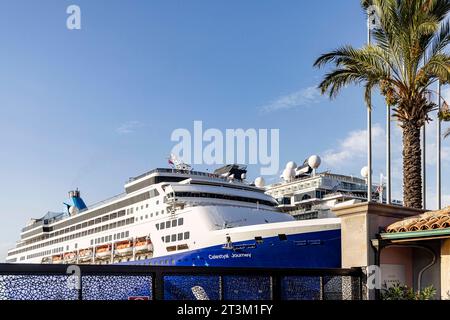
[265,156,390,220]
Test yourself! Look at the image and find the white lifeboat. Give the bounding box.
[63,251,77,263]
[95,244,112,259]
[52,254,63,264]
[78,248,93,262]
[115,240,133,256]
[135,237,153,253]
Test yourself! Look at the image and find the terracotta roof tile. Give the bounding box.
[385,206,450,233]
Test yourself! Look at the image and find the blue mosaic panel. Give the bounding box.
[222,276,271,300]
[164,276,220,300]
[82,275,152,300]
[323,276,343,300]
[281,276,321,300]
[0,275,78,300]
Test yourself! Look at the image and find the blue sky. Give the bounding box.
[1,0,449,260]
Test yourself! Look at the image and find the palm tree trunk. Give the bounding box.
[402,121,423,209]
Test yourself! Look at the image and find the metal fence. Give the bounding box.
[0,264,363,300]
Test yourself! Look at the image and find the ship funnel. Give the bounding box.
[69,189,87,211]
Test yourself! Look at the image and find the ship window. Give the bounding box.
[160,223,165,230]
[88,220,94,226]
[113,234,116,240]
[121,232,125,238]
[102,225,107,231]
[161,236,164,242]
[278,234,288,241]
[102,216,109,222]
[171,234,177,242]
[166,221,171,228]
[130,208,133,214]
[136,207,139,211]
[184,232,190,240]
[95,218,101,224]
[156,200,159,205]
[141,205,143,210]
[145,215,148,219]
[156,224,159,230]
[165,235,170,243]
[255,236,263,244]
[70,226,75,232]
[156,211,159,216]
[82,222,87,228]
[166,246,176,252]
[177,233,183,241]
[126,231,129,237]
[172,220,177,227]
[149,189,160,198]
[161,210,164,214]
[178,218,184,226]
[76,224,81,230]
[109,235,112,241]
[118,211,126,218]
[110,212,117,219]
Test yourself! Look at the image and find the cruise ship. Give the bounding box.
[265,155,398,220]
[6,157,341,268]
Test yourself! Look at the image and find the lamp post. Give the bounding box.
[422,110,427,210]
[366,8,376,202]
[386,104,391,204]
[437,82,442,209]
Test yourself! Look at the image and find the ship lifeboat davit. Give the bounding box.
[115,240,133,256]
[52,254,63,264]
[41,257,52,264]
[78,248,93,262]
[95,244,112,259]
[135,237,153,253]
[63,251,77,263]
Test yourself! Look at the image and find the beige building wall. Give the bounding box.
[441,239,450,300]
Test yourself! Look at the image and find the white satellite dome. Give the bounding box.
[282,168,295,182]
[254,177,265,188]
[308,155,321,169]
[285,161,297,170]
[69,206,78,216]
[360,166,371,178]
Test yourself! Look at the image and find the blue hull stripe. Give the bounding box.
[121,229,341,268]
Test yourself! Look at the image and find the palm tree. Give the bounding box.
[314,0,450,209]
